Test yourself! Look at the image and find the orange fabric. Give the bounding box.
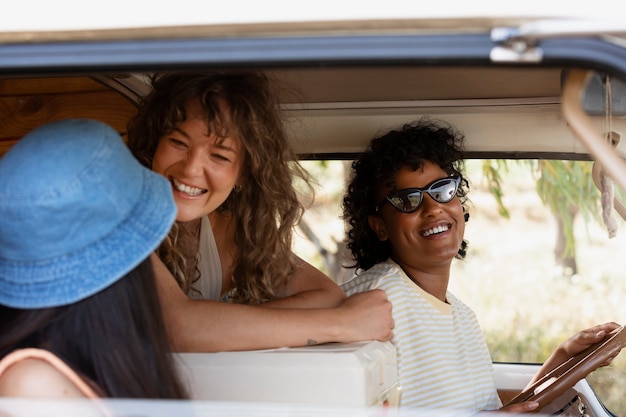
[0,348,100,398]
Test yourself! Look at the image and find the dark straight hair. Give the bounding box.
[0,258,187,399]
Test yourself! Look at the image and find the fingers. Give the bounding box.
[586,322,620,338]
[563,322,621,356]
[559,322,624,366]
[366,289,394,341]
[583,322,621,344]
[370,289,394,341]
[380,328,394,342]
[341,289,394,342]
[599,343,624,367]
[598,322,621,331]
[600,351,619,367]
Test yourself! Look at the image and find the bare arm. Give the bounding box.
[209,212,344,309]
[492,323,622,414]
[152,253,393,352]
[526,321,622,388]
[262,255,346,309]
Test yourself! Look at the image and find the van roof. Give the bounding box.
[3,1,626,43]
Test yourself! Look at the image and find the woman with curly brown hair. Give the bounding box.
[341,118,621,412]
[127,71,394,352]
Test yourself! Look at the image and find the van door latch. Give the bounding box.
[490,27,544,63]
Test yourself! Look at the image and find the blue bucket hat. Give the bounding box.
[0,119,176,308]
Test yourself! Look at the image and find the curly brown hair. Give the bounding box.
[342,118,470,272]
[127,71,312,304]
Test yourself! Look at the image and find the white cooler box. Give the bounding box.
[174,340,400,407]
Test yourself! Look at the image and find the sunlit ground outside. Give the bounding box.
[295,160,626,415]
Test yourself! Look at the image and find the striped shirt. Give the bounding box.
[342,259,501,411]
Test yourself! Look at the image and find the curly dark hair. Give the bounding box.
[342,118,470,272]
[127,71,312,304]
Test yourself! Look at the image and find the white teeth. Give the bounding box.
[171,178,206,197]
[422,224,449,236]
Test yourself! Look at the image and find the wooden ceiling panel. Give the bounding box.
[0,76,138,158]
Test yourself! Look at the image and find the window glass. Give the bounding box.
[295,159,626,415]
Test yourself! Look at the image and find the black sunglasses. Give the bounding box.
[375,175,461,213]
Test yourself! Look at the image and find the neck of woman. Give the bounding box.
[396,261,451,303]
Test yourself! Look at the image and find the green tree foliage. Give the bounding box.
[480,160,510,219]
[482,159,605,273]
[301,158,616,276]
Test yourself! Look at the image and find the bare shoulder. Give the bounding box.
[0,357,85,398]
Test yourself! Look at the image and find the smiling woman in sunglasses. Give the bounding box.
[341,118,621,413]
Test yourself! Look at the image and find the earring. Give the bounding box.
[233,184,243,193]
[464,212,469,222]
[457,239,468,258]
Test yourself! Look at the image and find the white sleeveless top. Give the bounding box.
[187,216,223,300]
